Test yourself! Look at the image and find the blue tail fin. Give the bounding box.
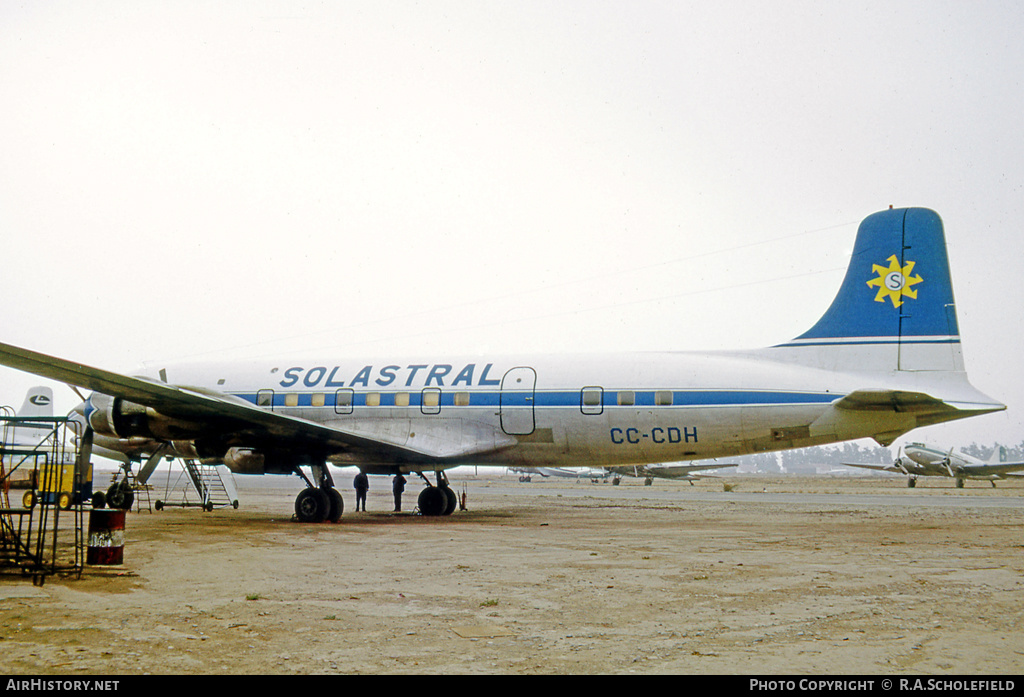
[779,208,963,372]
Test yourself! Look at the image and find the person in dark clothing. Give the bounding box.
[393,474,406,512]
[353,471,369,512]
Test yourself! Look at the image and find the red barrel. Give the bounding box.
[86,509,126,565]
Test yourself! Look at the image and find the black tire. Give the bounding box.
[295,488,330,523]
[441,486,458,516]
[417,487,446,516]
[327,488,344,522]
[107,483,134,510]
[92,490,107,509]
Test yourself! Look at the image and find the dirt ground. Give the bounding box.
[2,473,1024,675]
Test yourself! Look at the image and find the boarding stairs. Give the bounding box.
[156,460,239,512]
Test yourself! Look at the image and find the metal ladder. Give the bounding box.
[156,460,239,511]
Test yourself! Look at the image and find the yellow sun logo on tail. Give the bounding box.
[866,255,923,307]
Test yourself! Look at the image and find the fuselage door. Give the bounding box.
[500,367,536,436]
[257,389,275,411]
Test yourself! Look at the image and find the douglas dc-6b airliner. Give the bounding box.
[0,208,1005,521]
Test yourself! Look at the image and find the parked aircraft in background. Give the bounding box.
[510,467,610,482]
[3,386,56,447]
[1,386,80,467]
[0,208,1004,521]
[605,462,737,485]
[0,387,80,503]
[844,442,1024,488]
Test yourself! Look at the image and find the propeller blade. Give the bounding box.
[136,443,171,486]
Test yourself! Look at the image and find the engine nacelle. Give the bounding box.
[85,393,207,441]
[223,447,266,475]
[221,447,320,475]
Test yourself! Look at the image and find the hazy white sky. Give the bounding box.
[2,1,1023,448]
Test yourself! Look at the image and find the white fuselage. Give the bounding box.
[144,348,941,473]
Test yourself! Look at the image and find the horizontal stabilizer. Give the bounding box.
[832,390,953,413]
[810,387,1000,447]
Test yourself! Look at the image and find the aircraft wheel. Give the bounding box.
[93,491,107,509]
[107,482,134,510]
[907,478,916,488]
[295,488,330,523]
[441,486,458,516]
[417,487,446,517]
[327,488,344,522]
[956,479,965,489]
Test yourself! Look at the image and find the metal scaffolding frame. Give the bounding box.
[0,413,87,583]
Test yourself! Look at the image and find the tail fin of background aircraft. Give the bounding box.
[17,386,54,418]
[4,386,55,449]
[773,207,963,373]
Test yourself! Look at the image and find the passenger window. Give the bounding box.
[421,388,441,414]
[454,392,470,406]
[365,392,381,407]
[285,393,299,407]
[617,391,635,406]
[581,387,603,415]
[656,391,673,406]
[394,392,410,407]
[311,393,326,407]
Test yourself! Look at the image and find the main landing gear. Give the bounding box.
[293,464,343,523]
[415,471,458,517]
[290,466,460,522]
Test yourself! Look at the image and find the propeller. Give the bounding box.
[67,384,87,403]
[943,447,957,478]
[136,442,172,486]
[76,426,93,472]
[893,447,909,474]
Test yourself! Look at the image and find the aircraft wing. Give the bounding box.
[959,462,1024,478]
[0,340,514,462]
[842,462,902,473]
[646,463,737,476]
[606,463,737,480]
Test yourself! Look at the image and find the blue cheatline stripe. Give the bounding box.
[775,336,961,348]
[234,389,837,409]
